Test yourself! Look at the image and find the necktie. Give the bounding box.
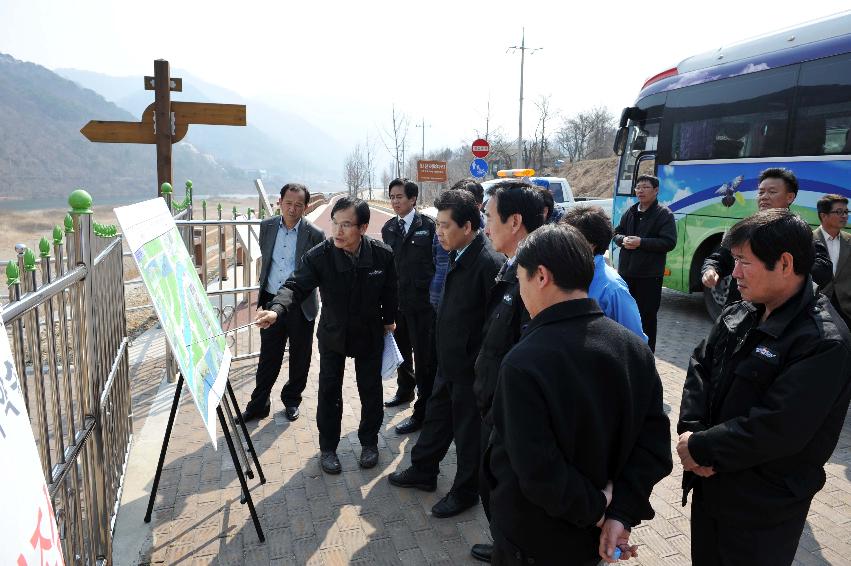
[398,217,406,235]
[496,261,509,281]
[448,251,458,270]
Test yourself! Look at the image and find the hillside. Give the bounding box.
[0,53,253,203]
[558,156,619,198]
[56,68,347,182]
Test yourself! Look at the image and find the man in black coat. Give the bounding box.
[678,209,851,566]
[486,224,672,565]
[388,189,505,519]
[242,183,325,423]
[468,180,544,563]
[381,178,436,434]
[613,174,677,351]
[256,197,397,474]
[702,167,833,311]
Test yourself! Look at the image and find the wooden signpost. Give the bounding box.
[81,59,247,196]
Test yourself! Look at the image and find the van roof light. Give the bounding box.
[496,168,536,178]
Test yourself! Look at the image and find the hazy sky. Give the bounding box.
[2,0,850,156]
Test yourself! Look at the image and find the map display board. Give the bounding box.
[0,313,65,566]
[115,198,230,444]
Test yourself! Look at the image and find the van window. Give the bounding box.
[548,182,565,203]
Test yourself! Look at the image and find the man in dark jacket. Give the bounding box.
[389,189,505,519]
[381,179,436,435]
[242,183,325,423]
[468,180,545,563]
[613,174,677,351]
[702,167,833,311]
[486,224,672,565]
[256,197,397,474]
[678,209,851,566]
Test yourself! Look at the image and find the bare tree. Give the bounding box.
[381,105,409,178]
[344,144,367,196]
[364,133,377,200]
[556,106,616,162]
[529,95,553,170]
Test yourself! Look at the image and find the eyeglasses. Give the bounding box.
[331,220,360,230]
[829,209,850,216]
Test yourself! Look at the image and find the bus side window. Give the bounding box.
[795,53,851,156]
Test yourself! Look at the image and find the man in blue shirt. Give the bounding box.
[562,206,647,341]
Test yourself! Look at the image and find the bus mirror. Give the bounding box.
[613,127,628,156]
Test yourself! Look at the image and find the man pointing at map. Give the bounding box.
[255,197,398,475]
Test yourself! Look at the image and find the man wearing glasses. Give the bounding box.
[814,194,851,326]
[256,197,397,474]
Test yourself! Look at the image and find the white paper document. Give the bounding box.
[381,333,405,380]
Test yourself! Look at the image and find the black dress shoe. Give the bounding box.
[284,406,300,422]
[241,402,270,422]
[387,467,437,491]
[394,416,422,434]
[384,392,414,407]
[471,543,493,563]
[431,491,478,518]
[320,451,342,475]
[359,446,379,469]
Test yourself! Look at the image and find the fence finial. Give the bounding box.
[161,182,173,195]
[5,261,19,286]
[23,248,36,271]
[39,237,50,258]
[64,214,74,234]
[53,225,64,245]
[69,189,93,215]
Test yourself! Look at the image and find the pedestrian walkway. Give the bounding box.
[116,288,851,565]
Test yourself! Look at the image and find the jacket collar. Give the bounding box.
[452,231,486,270]
[332,235,375,272]
[523,297,603,335]
[723,276,815,339]
[633,199,659,214]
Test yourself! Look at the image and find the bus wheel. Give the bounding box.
[703,275,732,320]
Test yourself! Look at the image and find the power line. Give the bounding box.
[507,27,542,168]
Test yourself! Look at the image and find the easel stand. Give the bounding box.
[143,373,266,542]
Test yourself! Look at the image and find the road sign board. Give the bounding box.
[472,138,490,158]
[417,160,448,183]
[469,158,489,178]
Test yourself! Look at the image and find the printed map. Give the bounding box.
[116,199,230,444]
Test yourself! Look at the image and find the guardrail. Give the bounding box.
[2,190,131,565]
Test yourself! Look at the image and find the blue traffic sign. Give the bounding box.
[469,158,488,178]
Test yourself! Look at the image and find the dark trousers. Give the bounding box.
[690,498,807,566]
[624,276,663,351]
[410,373,481,500]
[316,346,383,451]
[246,290,315,413]
[479,420,493,521]
[393,308,436,420]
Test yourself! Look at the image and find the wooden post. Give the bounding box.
[154,59,173,197]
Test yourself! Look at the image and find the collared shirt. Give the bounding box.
[398,208,416,236]
[265,219,301,294]
[343,241,362,266]
[588,254,648,342]
[824,230,841,274]
[454,238,475,263]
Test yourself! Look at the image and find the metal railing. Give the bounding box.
[2,190,132,565]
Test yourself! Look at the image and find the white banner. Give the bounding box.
[0,314,65,566]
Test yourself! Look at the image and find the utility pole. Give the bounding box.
[415,117,430,159]
[508,28,541,168]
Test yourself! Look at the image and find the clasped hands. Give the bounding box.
[676,431,716,478]
[622,236,642,250]
[597,481,639,563]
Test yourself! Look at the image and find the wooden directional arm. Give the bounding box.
[80,102,246,144]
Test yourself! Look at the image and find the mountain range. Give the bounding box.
[0,52,346,205]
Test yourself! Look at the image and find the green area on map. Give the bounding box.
[134,227,228,420]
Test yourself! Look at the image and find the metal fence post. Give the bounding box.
[68,189,112,562]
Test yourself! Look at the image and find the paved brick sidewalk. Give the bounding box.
[126,289,851,565]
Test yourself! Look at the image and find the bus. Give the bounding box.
[610,11,851,318]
